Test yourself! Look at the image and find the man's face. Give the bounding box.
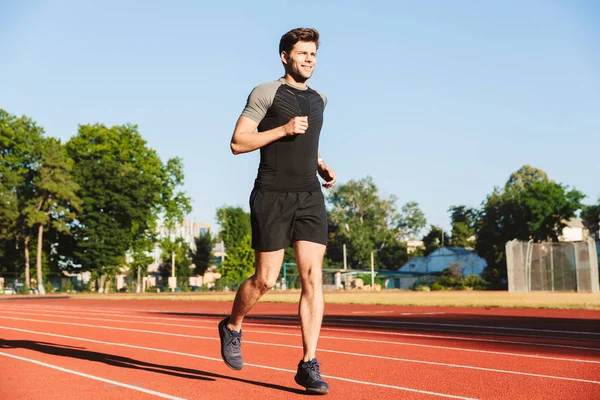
[282,41,317,81]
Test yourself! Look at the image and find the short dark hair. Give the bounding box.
[279,27,320,55]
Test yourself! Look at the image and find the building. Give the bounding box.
[559,218,588,242]
[403,238,425,254]
[150,219,212,270]
[398,246,487,277]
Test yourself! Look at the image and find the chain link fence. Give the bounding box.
[506,238,599,292]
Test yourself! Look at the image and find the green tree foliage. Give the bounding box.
[65,123,191,276]
[215,206,251,251]
[377,239,409,270]
[192,229,216,276]
[158,237,193,286]
[219,234,255,288]
[25,137,81,293]
[397,201,427,239]
[327,176,426,268]
[0,109,45,288]
[581,199,600,238]
[421,225,449,256]
[475,165,585,285]
[448,205,478,248]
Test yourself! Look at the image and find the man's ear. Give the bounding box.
[280,51,289,65]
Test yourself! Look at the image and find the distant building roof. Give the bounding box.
[446,247,473,255]
[563,218,584,229]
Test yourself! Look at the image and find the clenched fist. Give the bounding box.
[283,116,308,136]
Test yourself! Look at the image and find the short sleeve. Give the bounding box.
[316,90,327,109]
[240,81,280,123]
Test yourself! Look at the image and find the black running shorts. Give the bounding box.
[249,188,328,252]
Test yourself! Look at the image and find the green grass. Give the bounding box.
[69,290,600,310]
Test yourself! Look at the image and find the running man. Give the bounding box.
[218,27,336,395]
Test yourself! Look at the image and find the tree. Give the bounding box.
[158,237,193,287]
[377,239,409,269]
[219,234,255,288]
[421,225,449,256]
[397,201,427,239]
[327,176,424,268]
[448,205,478,248]
[0,109,45,289]
[24,137,81,294]
[215,206,251,251]
[581,199,600,238]
[475,165,584,285]
[65,123,191,280]
[192,229,216,276]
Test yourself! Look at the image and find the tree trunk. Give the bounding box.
[24,235,31,291]
[36,224,46,295]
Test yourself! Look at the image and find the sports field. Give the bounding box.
[70,290,600,309]
[1,294,599,399]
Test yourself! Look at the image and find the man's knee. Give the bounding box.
[252,274,277,293]
[301,266,323,289]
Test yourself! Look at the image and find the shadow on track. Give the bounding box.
[0,339,307,395]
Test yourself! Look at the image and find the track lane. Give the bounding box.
[1,309,599,399]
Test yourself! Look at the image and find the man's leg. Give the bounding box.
[294,240,326,361]
[293,239,328,394]
[218,249,284,370]
[228,249,285,331]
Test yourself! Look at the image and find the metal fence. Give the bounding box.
[506,238,599,292]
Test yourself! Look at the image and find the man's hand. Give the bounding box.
[318,162,336,188]
[283,116,308,136]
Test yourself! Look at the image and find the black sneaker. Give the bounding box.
[218,317,243,370]
[294,358,329,395]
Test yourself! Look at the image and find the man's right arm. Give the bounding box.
[230,116,282,155]
[230,116,308,155]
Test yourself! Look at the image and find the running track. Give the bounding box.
[1,298,599,399]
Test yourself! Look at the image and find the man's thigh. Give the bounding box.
[250,189,297,251]
[254,249,285,284]
[292,191,328,247]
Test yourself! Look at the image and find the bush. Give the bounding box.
[413,285,430,292]
[60,280,74,293]
[359,274,384,288]
[411,272,490,291]
[462,274,489,290]
[410,275,437,290]
[44,282,54,294]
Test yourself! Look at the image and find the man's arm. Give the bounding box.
[317,153,336,188]
[230,116,309,155]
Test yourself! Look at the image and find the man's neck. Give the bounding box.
[282,74,308,88]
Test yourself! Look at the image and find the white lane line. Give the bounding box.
[8,304,600,337]
[0,351,186,400]
[2,309,598,364]
[0,326,475,399]
[2,317,599,384]
[5,306,600,351]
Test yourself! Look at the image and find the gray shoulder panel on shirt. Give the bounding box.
[313,89,327,108]
[240,80,283,123]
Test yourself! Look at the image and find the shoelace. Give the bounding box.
[306,361,322,380]
[228,336,241,353]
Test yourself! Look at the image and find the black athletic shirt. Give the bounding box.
[240,78,327,192]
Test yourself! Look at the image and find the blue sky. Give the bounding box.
[2,0,599,234]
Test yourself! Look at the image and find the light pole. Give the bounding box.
[171,250,175,292]
[370,242,386,289]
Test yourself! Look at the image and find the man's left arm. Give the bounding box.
[317,153,336,188]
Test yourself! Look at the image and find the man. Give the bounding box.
[218,27,336,395]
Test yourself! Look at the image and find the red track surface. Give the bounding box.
[1,298,599,399]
